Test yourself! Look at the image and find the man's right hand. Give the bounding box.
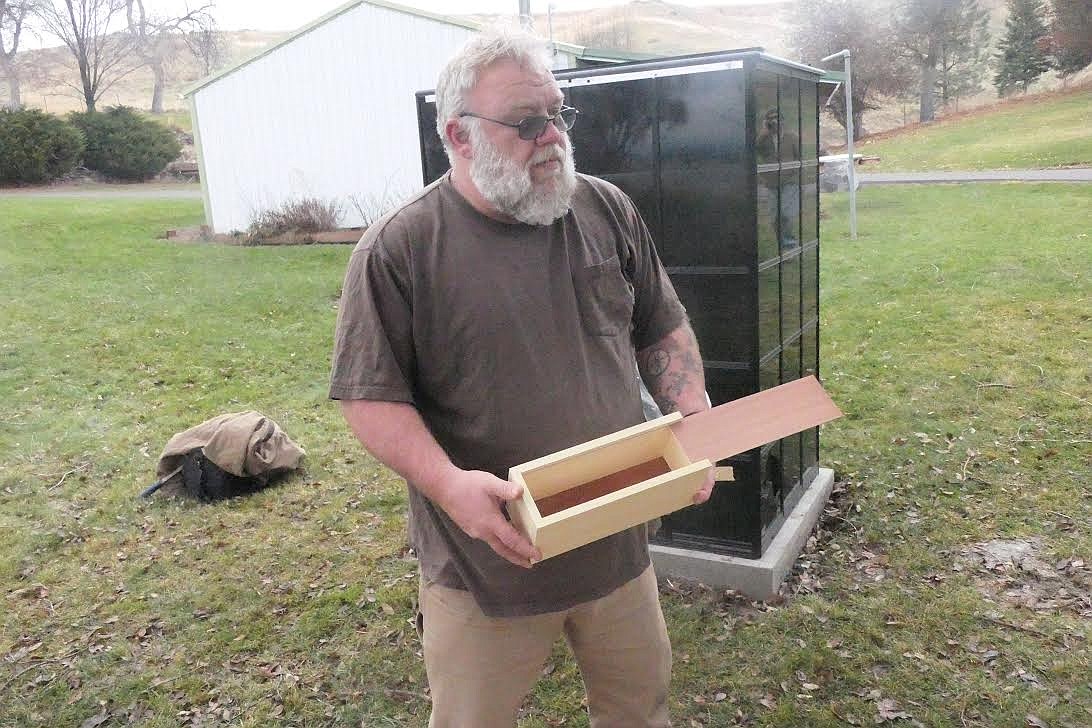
[434,467,542,569]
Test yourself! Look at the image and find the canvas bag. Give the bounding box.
[143,411,305,500]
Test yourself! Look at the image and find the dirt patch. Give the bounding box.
[955,538,1090,617]
[161,225,365,246]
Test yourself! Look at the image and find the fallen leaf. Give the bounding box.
[875,698,912,723]
[79,710,110,728]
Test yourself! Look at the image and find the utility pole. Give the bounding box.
[519,0,532,30]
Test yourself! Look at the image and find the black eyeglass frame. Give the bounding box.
[458,106,579,140]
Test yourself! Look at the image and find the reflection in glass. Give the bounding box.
[760,443,781,528]
[782,331,801,385]
[779,77,801,164]
[672,274,753,363]
[802,245,818,326]
[659,70,747,267]
[759,264,780,359]
[801,81,818,160]
[801,165,818,244]
[760,353,779,393]
[781,255,801,348]
[568,81,654,173]
[781,432,801,510]
[802,322,818,379]
[801,324,818,480]
[757,170,780,262]
[567,82,661,241]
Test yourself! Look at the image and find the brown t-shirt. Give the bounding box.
[330,172,687,617]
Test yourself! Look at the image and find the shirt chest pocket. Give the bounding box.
[573,256,635,337]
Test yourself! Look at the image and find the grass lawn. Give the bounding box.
[1,185,1089,727]
[856,85,1092,172]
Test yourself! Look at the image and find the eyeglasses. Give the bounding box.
[458,106,579,140]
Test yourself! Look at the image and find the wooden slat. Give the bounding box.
[670,376,842,464]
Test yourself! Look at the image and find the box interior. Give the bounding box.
[521,425,693,517]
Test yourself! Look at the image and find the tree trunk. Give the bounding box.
[5,75,19,109]
[853,113,867,140]
[77,55,96,111]
[918,61,936,122]
[150,60,165,113]
[0,52,19,109]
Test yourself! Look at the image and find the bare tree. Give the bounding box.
[0,0,40,108]
[125,0,212,113]
[182,17,223,77]
[892,0,991,122]
[35,0,136,111]
[790,0,915,139]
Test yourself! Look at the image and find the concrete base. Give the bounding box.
[650,467,834,600]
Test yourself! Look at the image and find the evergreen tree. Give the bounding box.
[937,0,991,109]
[993,0,1052,95]
[1050,0,1092,78]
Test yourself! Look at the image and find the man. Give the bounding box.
[755,108,801,250]
[330,28,711,727]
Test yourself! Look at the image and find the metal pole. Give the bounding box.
[519,0,532,29]
[845,52,857,240]
[821,49,857,240]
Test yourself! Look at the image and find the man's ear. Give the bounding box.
[444,119,473,160]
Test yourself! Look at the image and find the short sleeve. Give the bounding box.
[618,192,687,350]
[329,233,417,403]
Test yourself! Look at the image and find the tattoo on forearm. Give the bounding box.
[640,348,670,377]
[640,339,703,414]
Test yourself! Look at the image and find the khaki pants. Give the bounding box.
[418,564,672,728]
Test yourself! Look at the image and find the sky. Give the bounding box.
[202,0,789,32]
[20,0,789,48]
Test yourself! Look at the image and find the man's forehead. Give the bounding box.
[473,59,563,104]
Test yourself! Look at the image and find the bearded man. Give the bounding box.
[330,27,711,728]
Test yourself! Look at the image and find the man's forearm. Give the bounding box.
[339,399,458,503]
[339,399,541,566]
[636,323,707,416]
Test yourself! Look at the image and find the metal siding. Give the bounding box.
[192,4,477,232]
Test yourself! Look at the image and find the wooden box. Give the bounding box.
[508,412,712,561]
[508,376,842,561]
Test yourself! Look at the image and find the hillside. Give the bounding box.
[3,0,1087,149]
[523,0,795,56]
[3,30,288,115]
[851,82,1092,171]
[1,1,800,115]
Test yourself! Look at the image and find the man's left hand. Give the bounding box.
[692,469,715,505]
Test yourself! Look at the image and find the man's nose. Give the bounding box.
[536,118,564,145]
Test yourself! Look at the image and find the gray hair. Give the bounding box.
[435,26,554,161]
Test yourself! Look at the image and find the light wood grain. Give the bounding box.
[670,376,842,464]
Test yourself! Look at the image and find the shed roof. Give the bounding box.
[182,0,636,98]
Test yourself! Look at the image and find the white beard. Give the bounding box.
[467,121,577,226]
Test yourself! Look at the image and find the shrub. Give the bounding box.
[0,108,85,185]
[247,197,343,243]
[69,106,182,181]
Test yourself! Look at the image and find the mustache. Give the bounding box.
[529,145,566,165]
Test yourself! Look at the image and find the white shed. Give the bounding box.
[184,0,612,233]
